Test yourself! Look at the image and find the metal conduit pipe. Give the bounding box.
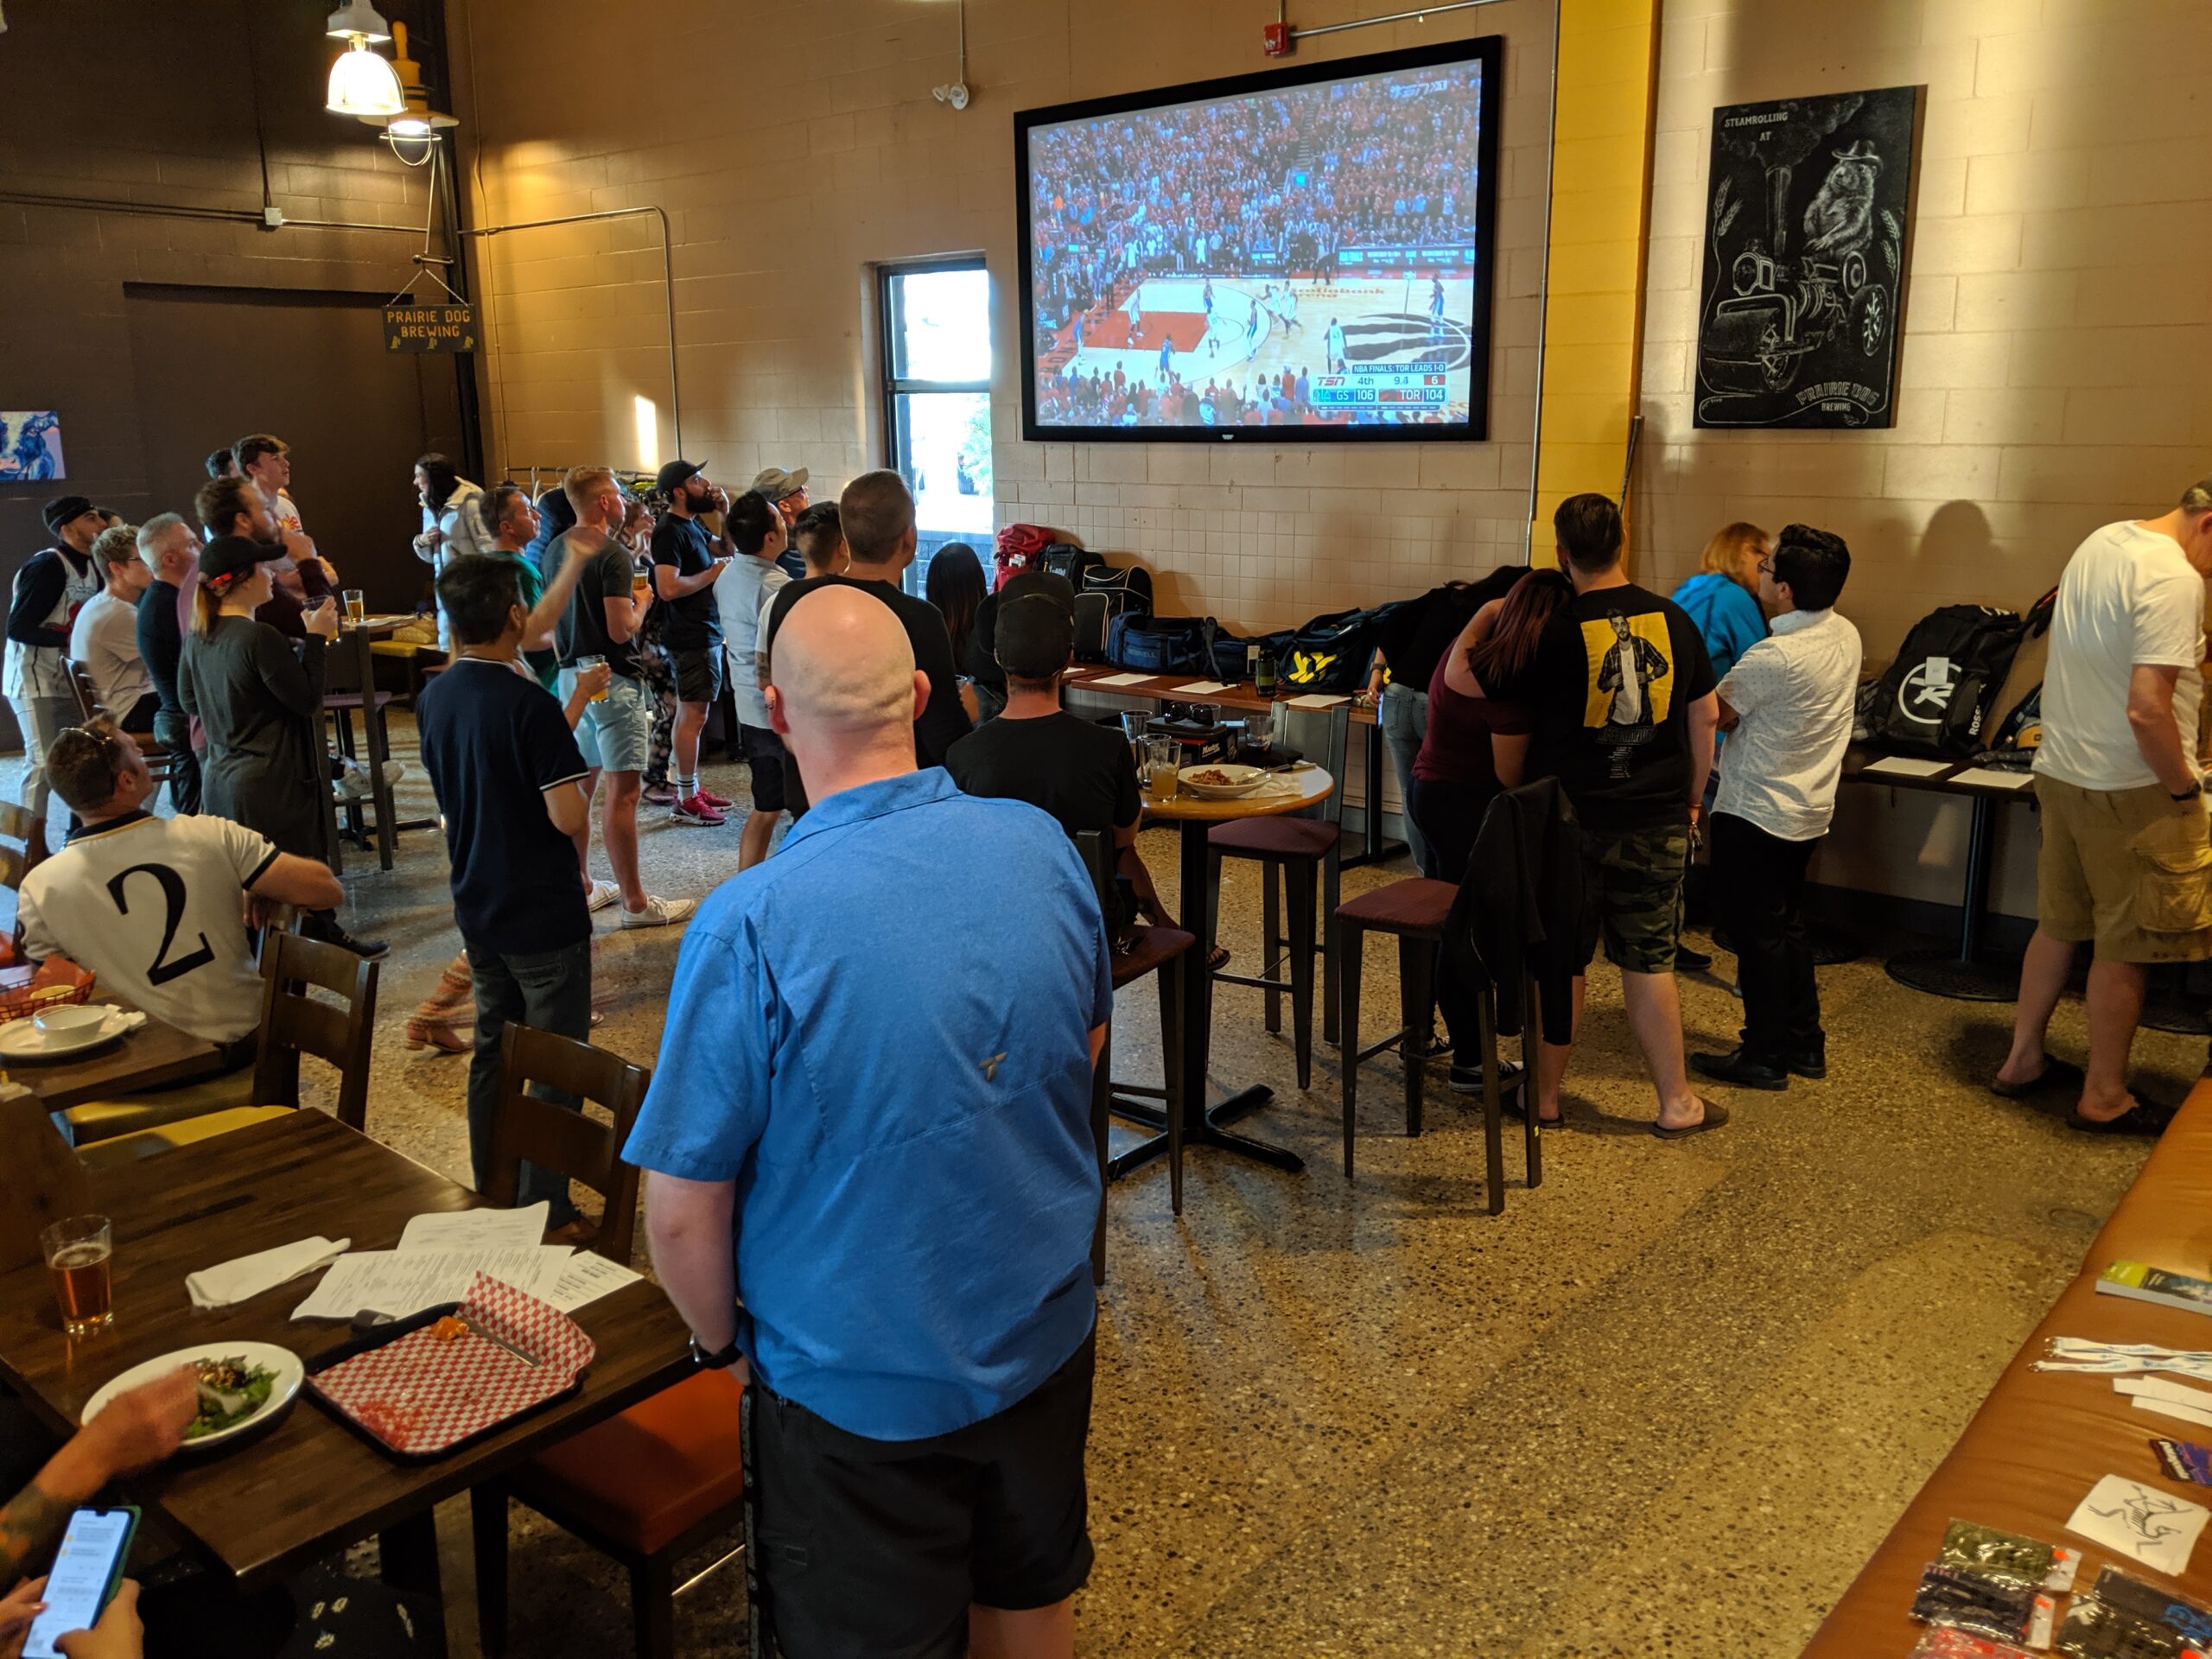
[1,188,683,466]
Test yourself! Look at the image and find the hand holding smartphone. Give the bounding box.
[21,1507,136,1659]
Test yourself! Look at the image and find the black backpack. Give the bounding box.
[1108,614,1220,677]
[1072,565,1154,662]
[1043,543,1104,586]
[1271,603,1408,694]
[1865,591,2056,757]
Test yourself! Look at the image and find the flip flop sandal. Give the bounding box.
[2068,1099,2176,1137]
[1205,945,1231,972]
[1989,1057,2085,1100]
[1651,1099,1730,1140]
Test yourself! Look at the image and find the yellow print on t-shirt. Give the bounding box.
[1580,612,1674,732]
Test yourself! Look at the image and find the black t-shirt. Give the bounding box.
[415,657,592,954]
[137,580,186,715]
[1523,582,1716,833]
[548,531,640,679]
[650,513,722,652]
[945,709,1139,844]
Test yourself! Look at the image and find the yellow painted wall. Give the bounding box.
[1530,0,1662,567]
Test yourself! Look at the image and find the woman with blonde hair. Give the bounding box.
[1669,521,1770,683]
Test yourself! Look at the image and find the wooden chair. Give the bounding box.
[472,1025,744,1659]
[0,1093,92,1274]
[1075,830,1192,1284]
[1203,702,1353,1089]
[68,931,378,1162]
[61,661,173,785]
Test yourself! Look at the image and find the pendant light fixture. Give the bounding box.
[325,2,404,118]
[355,21,459,154]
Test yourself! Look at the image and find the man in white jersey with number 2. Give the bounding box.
[18,720,342,1050]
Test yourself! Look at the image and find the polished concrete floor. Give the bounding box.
[15,721,2201,1657]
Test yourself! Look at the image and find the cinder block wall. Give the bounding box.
[452,0,1560,635]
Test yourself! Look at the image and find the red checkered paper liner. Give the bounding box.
[310,1273,596,1456]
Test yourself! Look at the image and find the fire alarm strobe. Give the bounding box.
[1262,22,1293,55]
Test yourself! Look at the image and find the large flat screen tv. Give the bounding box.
[1015,35,1502,444]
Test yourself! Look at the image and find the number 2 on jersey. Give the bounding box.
[106,863,217,986]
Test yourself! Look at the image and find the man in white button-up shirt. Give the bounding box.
[1692,526,1861,1092]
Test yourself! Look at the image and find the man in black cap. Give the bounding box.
[752,466,810,578]
[6,495,106,819]
[650,459,735,827]
[944,573,1175,935]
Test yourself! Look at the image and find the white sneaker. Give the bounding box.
[336,765,372,802]
[618,894,696,929]
[381,760,405,785]
[586,880,622,913]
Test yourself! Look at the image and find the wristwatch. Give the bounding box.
[2172,780,2203,804]
[689,1336,741,1370]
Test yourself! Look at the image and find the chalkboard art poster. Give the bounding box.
[1694,86,1918,429]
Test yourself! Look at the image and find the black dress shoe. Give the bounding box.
[327,926,389,960]
[1675,943,1713,972]
[1691,1046,1788,1090]
[1784,1047,1827,1080]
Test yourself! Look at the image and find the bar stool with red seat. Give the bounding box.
[470,1025,742,1659]
[1205,702,1352,1089]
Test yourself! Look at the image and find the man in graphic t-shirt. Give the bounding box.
[549,467,693,931]
[1996,478,2212,1136]
[1522,493,1723,1139]
[650,460,734,827]
[19,720,342,1046]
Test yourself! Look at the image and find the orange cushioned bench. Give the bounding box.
[1803,1078,2212,1656]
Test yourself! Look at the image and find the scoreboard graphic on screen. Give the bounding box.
[1014,37,1501,443]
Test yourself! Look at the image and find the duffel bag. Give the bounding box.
[1109,613,1220,677]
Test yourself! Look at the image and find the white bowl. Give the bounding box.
[33,1005,108,1038]
[1178,763,1268,800]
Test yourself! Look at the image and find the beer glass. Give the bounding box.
[41,1216,112,1338]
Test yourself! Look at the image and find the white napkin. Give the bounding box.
[188,1236,352,1309]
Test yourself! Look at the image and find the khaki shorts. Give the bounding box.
[2033,774,2212,963]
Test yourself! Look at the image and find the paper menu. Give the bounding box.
[1948,766,2035,791]
[290,1246,570,1322]
[2065,1474,2209,1578]
[1088,672,1155,688]
[1859,756,1953,779]
[546,1252,645,1313]
[1169,681,1230,696]
[397,1202,549,1253]
[1286,693,1350,709]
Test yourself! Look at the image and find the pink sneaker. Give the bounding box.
[671,794,727,828]
[696,785,736,809]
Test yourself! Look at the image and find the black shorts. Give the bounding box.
[673,645,723,705]
[740,723,787,813]
[742,1328,1096,1659]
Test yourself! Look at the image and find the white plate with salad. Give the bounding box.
[82,1344,302,1450]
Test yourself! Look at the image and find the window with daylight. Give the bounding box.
[880,260,993,589]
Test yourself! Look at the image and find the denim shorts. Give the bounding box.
[558,669,652,774]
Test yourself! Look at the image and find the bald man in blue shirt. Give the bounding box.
[626,583,1109,1659]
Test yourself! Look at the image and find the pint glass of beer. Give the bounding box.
[41,1216,112,1338]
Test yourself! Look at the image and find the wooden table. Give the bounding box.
[0,1109,692,1618]
[1841,751,2037,1001]
[1064,668,1402,866]
[8,1003,225,1111]
[1122,763,1336,1178]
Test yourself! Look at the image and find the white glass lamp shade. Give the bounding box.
[327,36,404,117]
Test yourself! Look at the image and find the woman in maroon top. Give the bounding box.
[1407,568,1573,882]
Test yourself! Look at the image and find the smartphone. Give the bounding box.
[22,1505,138,1659]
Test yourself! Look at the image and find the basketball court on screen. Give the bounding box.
[1046,274,1475,419]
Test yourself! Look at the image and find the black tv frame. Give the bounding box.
[1014,34,1503,446]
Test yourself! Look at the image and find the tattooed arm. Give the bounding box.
[0,1371,195,1583]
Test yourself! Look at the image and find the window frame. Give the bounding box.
[878,256,993,594]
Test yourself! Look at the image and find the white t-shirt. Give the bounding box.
[1714,607,1866,841]
[17,813,280,1044]
[68,590,153,718]
[2035,520,2206,792]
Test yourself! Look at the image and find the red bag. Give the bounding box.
[992,523,1058,591]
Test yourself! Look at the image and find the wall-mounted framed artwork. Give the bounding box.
[1694,86,1920,429]
[0,411,65,480]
